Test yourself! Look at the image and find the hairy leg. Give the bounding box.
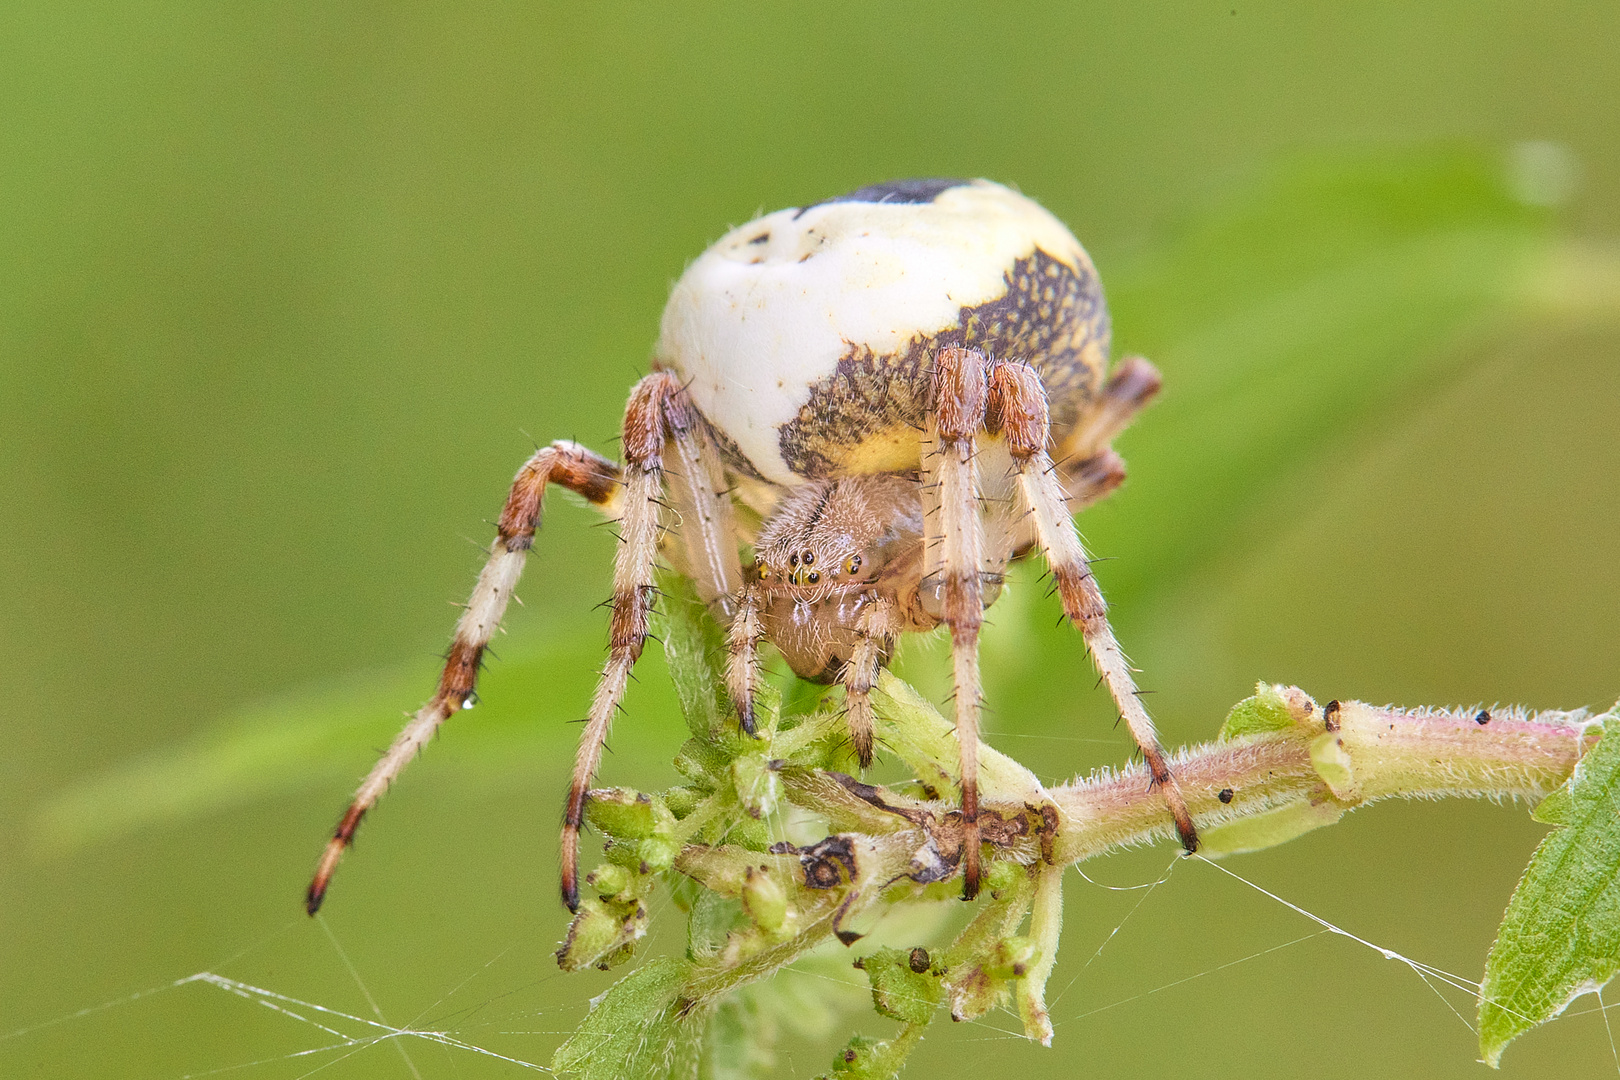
[989,361,1198,851]
[839,595,901,767]
[658,387,744,620]
[559,373,740,911]
[726,583,764,735]
[306,441,621,914]
[924,345,990,898]
[1051,356,1162,512]
[1059,355,1163,465]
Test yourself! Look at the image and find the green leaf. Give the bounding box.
[703,990,775,1080]
[867,672,1044,805]
[553,956,704,1080]
[1479,714,1620,1067]
[29,628,644,854]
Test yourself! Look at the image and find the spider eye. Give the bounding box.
[843,555,862,575]
[801,551,814,565]
[789,553,799,567]
[806,571,819,584]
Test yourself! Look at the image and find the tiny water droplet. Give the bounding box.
[461,693,478,710]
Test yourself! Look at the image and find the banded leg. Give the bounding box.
[560,373,742,911]
[990,361,1198,851]
[839,595,900,768]
[1053,357,1162,513]
[306,441,622,915]
[726,583,764,735]
[923,346,991,898]
[658,381,744,621]
[1059,355,1163,465]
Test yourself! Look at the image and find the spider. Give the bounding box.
[305,177,1198,916]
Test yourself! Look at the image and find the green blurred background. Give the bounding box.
[4,2,1619,1076]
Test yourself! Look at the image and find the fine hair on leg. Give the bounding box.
[1058,355,1163,464]
[925,345,990,898]
[559,372,740,911]
[726,583,764,735]
[1053,356,1162,513]
[305,440,622,915]
[658,380,744,620]
[839,595,901,767]
[988,360,1198,851]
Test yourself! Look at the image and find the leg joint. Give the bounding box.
[987,361,1049,459]
[932,346,989,439]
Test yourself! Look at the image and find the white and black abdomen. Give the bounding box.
[656,178,1111,487]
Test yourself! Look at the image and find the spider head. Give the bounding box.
[756,544,871,590]
[752,475,921,597]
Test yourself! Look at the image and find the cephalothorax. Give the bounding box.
[305,178,1198,916]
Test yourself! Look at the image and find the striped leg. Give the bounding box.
[658,381,744,621]
[1057,355,1162,466]
[1052,357,1161,513]
[924,346,991,899]
[989,361,1197,851]
[726,583,764,736]
[840,595,900,768]
[559,373,741,911]
[306,441,621,915]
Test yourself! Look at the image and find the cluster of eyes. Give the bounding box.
[757,551,862,585]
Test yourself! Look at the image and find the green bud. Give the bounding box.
[603,834,679,874]
[556,896,648,972]
[584,788,659,839]
[637,835,680,873]
[858,948,941,1025]
[829,1035,888,1077]
[741,866,788,932]
[586,862,633,898]
[983,859,1019,894]
[662,785,706,818]
[1219,682,1303,740]
[988,935,1039,979]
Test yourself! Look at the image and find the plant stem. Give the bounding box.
[1048,689,1597,868]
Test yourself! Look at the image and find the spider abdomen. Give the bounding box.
[657,179,1111,487]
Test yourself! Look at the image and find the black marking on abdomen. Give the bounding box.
[777,249,1110,478]
[794,178,967,219]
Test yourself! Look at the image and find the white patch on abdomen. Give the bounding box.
[657,180,1086,486]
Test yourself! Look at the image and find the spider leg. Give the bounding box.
[923,345,991,899]
[726,583,764,735]
[1049,357,1161,514]
[989,360,1198,851]
[306,440,622,915]
[1057,355,1163,465]
[658,383,744,620]
[839,595,900,768]
[1055,447,1128,514]
[559,372,741,911]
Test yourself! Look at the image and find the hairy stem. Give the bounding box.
[1048,687,1596,867]
[557,673,1607,1078]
